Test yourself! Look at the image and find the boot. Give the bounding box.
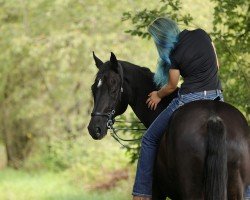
[132,196,152,200]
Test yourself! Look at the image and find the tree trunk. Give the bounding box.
[1,103,30,169]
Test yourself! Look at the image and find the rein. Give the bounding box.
[109,118,146,149]
[91,109,146,149]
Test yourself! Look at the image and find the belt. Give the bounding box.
[202,89,222,96]
[179,89,222,97]
[194,90,222,96]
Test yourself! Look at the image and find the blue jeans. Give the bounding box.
[246,185,250,199]
[132,90,224,197]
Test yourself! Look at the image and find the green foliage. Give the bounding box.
[29,135,130,173]
[0,0,91,167]
[211,0,250,119]
[0,0,160,170]
[122,0,193,39]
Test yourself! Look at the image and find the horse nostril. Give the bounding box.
[95,127,101,137]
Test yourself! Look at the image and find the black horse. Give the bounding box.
[88,52,250,200]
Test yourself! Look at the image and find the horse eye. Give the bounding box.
[110,87,116,93]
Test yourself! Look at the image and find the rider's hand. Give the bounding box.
[146,91,161,110]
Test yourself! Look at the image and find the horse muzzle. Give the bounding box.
[87,118,108,140]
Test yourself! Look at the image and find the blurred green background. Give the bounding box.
[0,0,249,199]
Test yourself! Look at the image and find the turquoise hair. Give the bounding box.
[148,17,180,87]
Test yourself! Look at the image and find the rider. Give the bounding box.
[132,17,224,200]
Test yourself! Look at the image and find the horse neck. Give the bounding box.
[120,61,177,128]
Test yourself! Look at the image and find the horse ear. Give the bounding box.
[110,52,118,71]
[110,52,123,88]
[93,51,103,69]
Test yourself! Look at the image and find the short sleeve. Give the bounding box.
[169,55,179,69]
[197,28,212,42]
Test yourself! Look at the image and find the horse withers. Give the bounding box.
[88,52,250,200]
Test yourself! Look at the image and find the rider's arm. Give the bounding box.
[157,69,180,99]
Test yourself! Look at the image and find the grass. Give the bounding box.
[0,134,135,200]
[0,168,132,200]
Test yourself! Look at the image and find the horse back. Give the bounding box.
[154,100,250,199]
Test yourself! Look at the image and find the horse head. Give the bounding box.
[88,52,128,140]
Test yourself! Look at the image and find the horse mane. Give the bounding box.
[119,60,153,74]
[94,59,153,76]
[119,60,156,89]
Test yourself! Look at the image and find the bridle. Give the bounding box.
[91,109,116,130]
[91,83,131,147]
[91,85,144,149]
[91,63,124,130]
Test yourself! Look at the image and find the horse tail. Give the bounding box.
[204,115,227,200]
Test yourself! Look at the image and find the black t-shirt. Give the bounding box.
[170,28,222,94]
